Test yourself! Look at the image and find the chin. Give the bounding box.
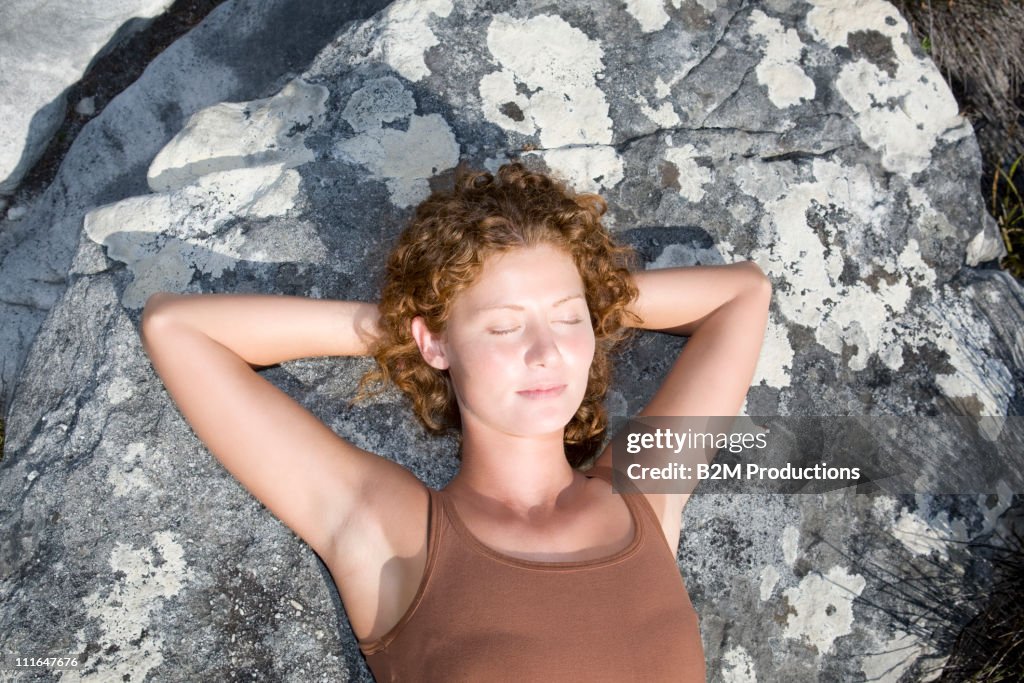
[515,409,577,436]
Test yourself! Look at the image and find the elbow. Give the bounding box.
[740,261,772,313]
[739,261,772,303]
[144,291,174,310]
[755,265,773,301]
[141,292,176,333]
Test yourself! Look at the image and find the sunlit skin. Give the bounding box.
[411,243,597,519]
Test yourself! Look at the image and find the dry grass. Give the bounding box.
[893,0,1023,163]
[819,504,1024,682]
[935,521,1024,681]
[991,154,1024,277]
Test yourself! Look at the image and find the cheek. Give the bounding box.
[450,341,517,382]
[571,330,597,365]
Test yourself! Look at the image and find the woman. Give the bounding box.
[140,162,771,681]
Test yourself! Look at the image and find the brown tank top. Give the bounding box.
[357,466,706,682]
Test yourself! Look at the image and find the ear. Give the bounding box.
[411,316,450,370]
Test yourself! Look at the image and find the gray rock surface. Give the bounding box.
[0,0,393,422]
[1,0,1023,681]
[0,0,176,195]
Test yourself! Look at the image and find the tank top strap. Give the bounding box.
[584,465,615,483]
[585,465,666,546]
[357,485,444,656]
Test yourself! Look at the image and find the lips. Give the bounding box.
[516,384,567,399]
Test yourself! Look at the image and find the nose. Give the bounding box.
[523,321,562,367]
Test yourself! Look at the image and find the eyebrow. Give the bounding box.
[476,293,585,312]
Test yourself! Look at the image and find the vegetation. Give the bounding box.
[935,523,1024,681]
[892,0,1024,278]
[887,3,1024,679]
[829,508,1024,682]
[992,155,1024,277]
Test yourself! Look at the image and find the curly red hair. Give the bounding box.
[356,161,640,467]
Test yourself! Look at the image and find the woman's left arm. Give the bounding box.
[628,260,771,419]
[592,260,770,544]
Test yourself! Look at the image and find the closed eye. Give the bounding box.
[490,319,583,334]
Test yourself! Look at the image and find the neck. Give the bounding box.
[449,427,584,516]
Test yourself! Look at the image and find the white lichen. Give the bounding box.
[749,10,816,108]
[65,532,195,682]
[721,644,758,682]
[341,75,417,133]
[891,499,971,561]
[148,79,328,192]
[481,14,613,150]
[752,316,794,390]
[806,0,971,176]
[105,376,135,406]
[373,0,453,82]
[631,91,682,128]
[740,159,925,370]
[531,146,625,194]
[478,68,533,136]
[107,443,153,498]
[85,164,322,308]
[783,566,866,655]
[664,144,714,203]
[655,75,677,99]
[335,76,460,207]
[623,0,672,33]
[84,74,345,308]
[737,156,1012,413]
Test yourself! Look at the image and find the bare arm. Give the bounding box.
[143,292,381,366]
[593,261,771,537]
[628,260,772,419]
[140,292,428,578]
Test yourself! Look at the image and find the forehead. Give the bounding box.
[455,244,584,309]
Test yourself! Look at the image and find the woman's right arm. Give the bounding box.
[139,292,429,580]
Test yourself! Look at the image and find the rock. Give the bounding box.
[0,0,176,195]
[146,79,330,193]
[4,205,26,221]
[1,0,1022,681]
[75,96,97,117]
[0,0,394,424]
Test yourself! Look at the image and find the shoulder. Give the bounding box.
[326,466,432,643]
[332,464,432,573]
[585,464,686,557]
